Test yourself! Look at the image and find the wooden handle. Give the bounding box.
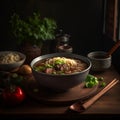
[107,40,120,57]
[83,79,119,109]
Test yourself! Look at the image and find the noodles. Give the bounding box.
[34,57,88,75]
[46,57,77,66]
[0,52,21,64]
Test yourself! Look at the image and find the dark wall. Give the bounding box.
[0,0,104,55]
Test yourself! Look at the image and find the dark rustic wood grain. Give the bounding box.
[0,66,120,119]
[25,80,98,104]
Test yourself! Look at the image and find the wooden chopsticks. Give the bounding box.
[106,40,120,57]
[82,78,119,110]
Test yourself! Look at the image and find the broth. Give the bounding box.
[93,55,108,59]
[33,57,88,75]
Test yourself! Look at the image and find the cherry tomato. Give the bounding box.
[2,85,25,106]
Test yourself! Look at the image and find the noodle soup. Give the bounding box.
[33,57,88,75]
[30,53,91,91]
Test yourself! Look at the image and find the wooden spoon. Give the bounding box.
[106,40,120,57]
[69,79,119,113]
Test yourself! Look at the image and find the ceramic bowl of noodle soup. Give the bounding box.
[30,53,91,92]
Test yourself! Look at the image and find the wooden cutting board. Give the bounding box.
[25,78,98,105]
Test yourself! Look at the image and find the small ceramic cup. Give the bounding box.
[87,51,112,72]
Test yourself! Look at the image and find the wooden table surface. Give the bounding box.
[0,66,120,119]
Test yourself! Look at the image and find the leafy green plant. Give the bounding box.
[9,12,57,46]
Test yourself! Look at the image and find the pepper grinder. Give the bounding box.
[56,33,73,53]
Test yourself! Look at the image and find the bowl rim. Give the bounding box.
[0,51,26,65]
[30,53,92,76]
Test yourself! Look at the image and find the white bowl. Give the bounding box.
[0,51,26,71]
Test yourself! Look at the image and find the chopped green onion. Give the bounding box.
[85,74,106,88]
[100,82,106,87]
[98,77,104,81]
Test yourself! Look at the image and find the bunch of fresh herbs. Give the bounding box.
[9,12,57,46]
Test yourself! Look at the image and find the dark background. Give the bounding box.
[0,0,104,53]
[0,0,120,71]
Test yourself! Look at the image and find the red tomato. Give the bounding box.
[2,85,25,106]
